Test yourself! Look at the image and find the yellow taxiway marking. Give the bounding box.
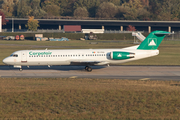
[139,78,150,81]
[69,76,78,79]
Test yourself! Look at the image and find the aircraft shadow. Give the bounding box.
[0,65,107,71]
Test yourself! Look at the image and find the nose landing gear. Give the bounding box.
[85,66,92,72]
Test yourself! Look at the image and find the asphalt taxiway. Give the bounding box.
[0,65,180,81]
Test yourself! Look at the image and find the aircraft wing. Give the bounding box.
[70,59,109,65]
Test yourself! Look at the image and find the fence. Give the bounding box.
[1,29,180,41]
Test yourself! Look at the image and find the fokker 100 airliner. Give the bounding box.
[3,31,170,72]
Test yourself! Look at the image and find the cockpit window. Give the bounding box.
[10,54,18,57]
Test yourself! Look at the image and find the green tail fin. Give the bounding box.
[137,31,170,50]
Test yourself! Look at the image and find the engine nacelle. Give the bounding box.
[110,51,135,60]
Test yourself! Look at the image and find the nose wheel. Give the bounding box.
[85,66,92,72]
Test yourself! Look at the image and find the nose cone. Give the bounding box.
[3,57,10,65]
[3,58,7,64]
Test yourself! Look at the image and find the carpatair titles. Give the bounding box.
[29,51,52,56]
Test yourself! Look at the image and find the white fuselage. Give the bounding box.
[3,47,159,68]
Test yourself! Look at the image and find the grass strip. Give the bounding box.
[0,78,180,119]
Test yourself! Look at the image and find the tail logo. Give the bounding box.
[148,38,157,46]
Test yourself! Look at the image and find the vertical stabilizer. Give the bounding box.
[137,31,170,50]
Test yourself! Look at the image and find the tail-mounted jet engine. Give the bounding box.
[110,51,135,60]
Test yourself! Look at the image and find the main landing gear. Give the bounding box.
[85,66,92,72]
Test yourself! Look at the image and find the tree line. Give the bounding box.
[0,0,180,21]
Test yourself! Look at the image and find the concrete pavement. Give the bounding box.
[0,65,180,81]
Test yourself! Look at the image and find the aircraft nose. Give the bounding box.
[3,58,9,64]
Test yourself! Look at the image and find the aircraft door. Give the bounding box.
[21,51,27,62]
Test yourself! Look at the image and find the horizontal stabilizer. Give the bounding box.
[154,32,174,35]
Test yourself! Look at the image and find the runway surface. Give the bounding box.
[0,65,180,81]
